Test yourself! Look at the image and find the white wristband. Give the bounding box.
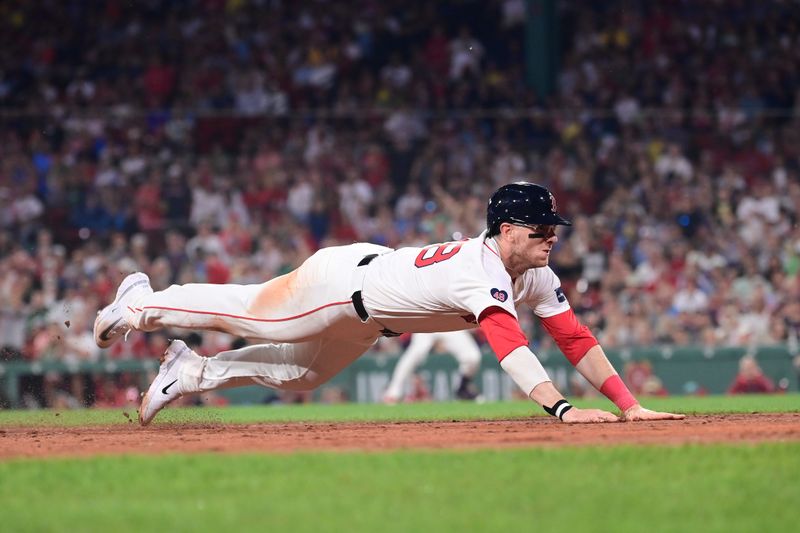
[499,345,551,396]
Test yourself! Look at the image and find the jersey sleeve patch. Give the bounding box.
[491,288,509,302]
[554,287,566,303]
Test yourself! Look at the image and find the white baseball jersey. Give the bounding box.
[361,230,570,333]
[125,232,569,400]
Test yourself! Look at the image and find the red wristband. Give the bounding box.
[600,374,637,412]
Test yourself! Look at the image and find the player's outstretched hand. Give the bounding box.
[621,404,685,422]
[560,407,619,424]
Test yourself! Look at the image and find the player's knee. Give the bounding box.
[280,370,329,391]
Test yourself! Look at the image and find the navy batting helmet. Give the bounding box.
[486,182,571,236]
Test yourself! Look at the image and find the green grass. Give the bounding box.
[1,395,799,532]
[1,444,798,533]
[1,393,798,426]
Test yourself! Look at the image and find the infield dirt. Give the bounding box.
[1,413,799,459]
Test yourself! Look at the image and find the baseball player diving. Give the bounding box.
[93,181,684,425]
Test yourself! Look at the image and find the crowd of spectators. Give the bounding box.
[2,0,800,407]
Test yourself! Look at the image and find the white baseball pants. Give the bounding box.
[125,243,392,394]
[383,330,482,400]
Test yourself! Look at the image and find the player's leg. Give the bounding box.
[441,331,482,400]
[383,333,436,403]
[128,274,296,340]
[95,271,296,348]
[139,337,375,424]
[443,330,481,377]
[189,337,375,392]
[117,243,390,347]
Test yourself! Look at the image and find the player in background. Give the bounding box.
[382,331,482,404]
[94,181,684,425]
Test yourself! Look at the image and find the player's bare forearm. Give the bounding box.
[574,344,618,388]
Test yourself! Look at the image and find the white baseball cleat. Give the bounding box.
[139,340,193,426]
[93,272,153,348]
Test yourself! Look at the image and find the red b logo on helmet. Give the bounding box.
[549,192,557,213]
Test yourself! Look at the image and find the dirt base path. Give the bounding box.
[2,413,799,460]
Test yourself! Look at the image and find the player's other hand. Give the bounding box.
[621,404,685,422]
[560,407,618,424]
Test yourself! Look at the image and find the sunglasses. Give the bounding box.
[516,224,557,239]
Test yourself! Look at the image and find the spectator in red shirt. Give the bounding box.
[143,54,176,107]
[728,356,775,394]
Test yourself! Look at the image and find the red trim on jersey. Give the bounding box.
[478,307,529,361]
[600,374,638,412]
[142,300,353,322]
[483,242,500,258]
[539,309,598,365]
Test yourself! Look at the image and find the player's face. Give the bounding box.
[513,224,558,267]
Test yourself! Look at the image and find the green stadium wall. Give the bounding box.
[1,345,797,407]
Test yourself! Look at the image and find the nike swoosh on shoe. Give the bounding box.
[161,379,178,395]
[99,317,123,342]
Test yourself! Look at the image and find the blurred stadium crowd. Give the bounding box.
[1,0,800,406]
